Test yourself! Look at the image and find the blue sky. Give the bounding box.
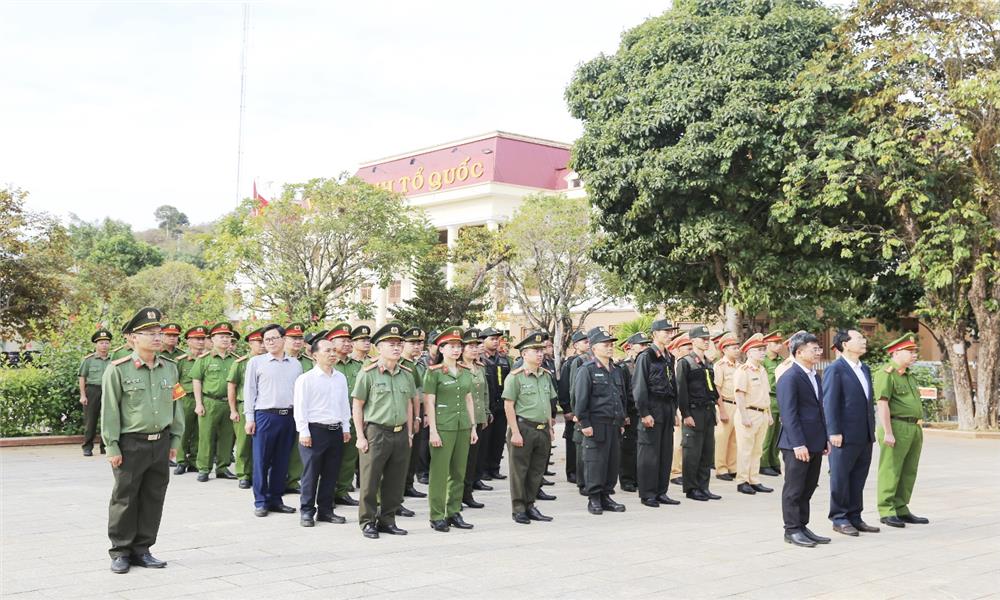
[1,1,672,229]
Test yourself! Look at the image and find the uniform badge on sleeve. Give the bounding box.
[172,383,187,401]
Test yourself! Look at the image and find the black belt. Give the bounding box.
[747,406,768,413]
[722,399,736,405]
[85,383,102,388]
[310,422,342,430]
[367,422,406,433]
[122,428,168,441]
[203,395,227,402]
[516,416,547,430]
[891,416,920,424]
[260,408,293,416]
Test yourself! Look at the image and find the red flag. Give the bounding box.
[251,181,270,216]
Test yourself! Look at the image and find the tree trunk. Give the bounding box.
[973,326,999,430]
[941,326,976,430]
[724,302,740,336]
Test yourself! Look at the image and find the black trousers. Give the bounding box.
[407,424,429,486]
[299,423,345,518]
[681,406,715,493]
[83,384,105,452]
[637,406,674,499]
[464,424,485,498]
[108,432,170,558]
[485,405,508,474]
[619,412,638,486]
[583,421,620,496]
[781,448,823,531]
[828,442,872,525]
[574,424,586,491]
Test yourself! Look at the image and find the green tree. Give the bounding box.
[778,0,1000,429]
[0,186,70,339]
[565,0,869,335]
[154,205,190,238]
[210,177,435,322]
[118,261,230,324]
[68,216,164,276]
[390,246,489,332]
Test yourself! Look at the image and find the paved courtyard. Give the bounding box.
[1,428,998,600]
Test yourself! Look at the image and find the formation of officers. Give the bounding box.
[86,308,931,573]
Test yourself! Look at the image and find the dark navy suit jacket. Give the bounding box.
[777,363,828,453]
[821,357,876,444]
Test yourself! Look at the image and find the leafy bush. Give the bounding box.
[0,363,82,436]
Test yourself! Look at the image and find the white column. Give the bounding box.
[446,225,460,288]
[486,219,498,232]
[375,286,388,326]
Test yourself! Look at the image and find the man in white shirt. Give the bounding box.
[294,332,352,527]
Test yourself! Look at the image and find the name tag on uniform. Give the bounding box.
[593,373,606,379]
[441,380,456,386]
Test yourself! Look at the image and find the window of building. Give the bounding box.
[388,280,401,304]
[360,285,372,302]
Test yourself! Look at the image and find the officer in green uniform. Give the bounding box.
[874,333,930,528]
[79,328,114,456]
[423,327,477,532]
[228,327,264,489]
[326,323,363,506]
[101,307,185,574]
[192,322,240,482]
[284,322,310,493]
[759,331,784,476]
[618,331,650,492]
[352,321,417,539]
[461,328,490,508]
[401,327,428,503]
[109,332,134,361]
[504,331,558,525]
[159,323,184,360]
[174,325,207,475]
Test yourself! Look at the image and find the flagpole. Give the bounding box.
[235,3,250,204]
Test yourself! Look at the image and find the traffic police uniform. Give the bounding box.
[80,328,113,455]
[733,334,773,492]
[101,307,185,573]
[191,322,239,480]
[713,335,741,479]
[503,332,557,524]
[676,326,720,499]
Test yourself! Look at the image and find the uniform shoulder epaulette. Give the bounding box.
[111,344,126,353]
[428,363,445,371]
[198,351,211,358]
[112,356,132,366]
[398,363,412,373]
[883,364,895,373]
[540,367,552,375]
[160,355,176,363]
[509,367,524,376]
[82,352,95,360]
[234,355,249,363]
[363,361,380,372]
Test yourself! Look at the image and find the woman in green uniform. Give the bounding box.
[461,328,489,508]
[424,327,478,532]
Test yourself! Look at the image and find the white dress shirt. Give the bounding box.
[842,357,870,398]
[293,366,352,435]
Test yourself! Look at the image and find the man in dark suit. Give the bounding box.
[823,329,881,537]
[777,332,831,548]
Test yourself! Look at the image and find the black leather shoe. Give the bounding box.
[317,512,346,524]
[670,476,683,486]
[567,473,577,484]
[284,486,301,494]
[738,483,757,495]
[173,464,187,475]
[448,513,474,529]
[686,489,709,501]
[417,474,429,485]
[238,479,251,489]
[541,478,554,486]
[254,507,268,517]
[601,495,626,512]
[655,494,680,505]
[489,470,507,480]
[853,521,881,533]
[716,473,735,481]
[526,506,553,521]
[512,511,531,524]
[130,553,166,568]
[196,473,209,482]
[621,482,638,492]
[802,527,831,544]
[881,516,906,528]
[300,516,315,527]
[536,489,557,501]
[362,523,380,539]
[481,472,493,481]
[215,469,237,480]
[641,497,660,507]
[833,523,859,536]
[335,495,359,506]
[404,486,427,498]
[83,449,93,457]
[462,496,484,509]
[377,523,408,535]
[167,459,177,467]
[100,447,107,455]
[544,469,556,476]
[396,506,415,518]
[473,480,493,491]
[751,483,774,493]
[785,530,817,547]
[703,489,722,500]
[760,467,781,477]
[899,513,929,524]
[269,504,296,514]
[587,497,604,515]
[430,519,450,532]
[110,556,130,573]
